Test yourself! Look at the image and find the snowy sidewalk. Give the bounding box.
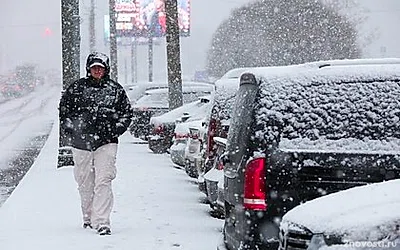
[0,124,223,250]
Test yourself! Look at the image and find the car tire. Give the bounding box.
[185,163,198,178]
[151,147,167,154]
[209,208,224,219]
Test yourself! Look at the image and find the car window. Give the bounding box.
[256,79,400,152]
[213,94,236,120]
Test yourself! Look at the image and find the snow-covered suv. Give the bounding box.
[219,58,400,250]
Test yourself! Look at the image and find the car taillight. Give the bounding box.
[244,157,266,211]
[174,133,188,139]
[217,160,224,170]
[207,118,217,156]
[154,125,163,134]
[190,133,199,140]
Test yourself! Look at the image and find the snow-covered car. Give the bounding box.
[183,121,208,178]
[169,122,190,167]
[279,179,400,250]
[170,119,205,167]
[125,81,169,104]
[198,70,243,193]
[219,58,400,250]
[215,67,252,84]
[148,95,213,154]
[203,136,226,217]
[129,82,214,139]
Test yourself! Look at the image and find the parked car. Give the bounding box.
[204,136,226,217]
[148,95,212,154]
[170,119,205,167]
[125,81,168,104]
[279,179,400,250]
[198,71,242,194]
[219,58,400,250]
[183,121,208,178]
[130,83,214,139]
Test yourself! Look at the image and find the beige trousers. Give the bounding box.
[72,143,117,229]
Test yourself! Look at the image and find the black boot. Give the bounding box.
[97,226,111,235]
[83,222,92,229]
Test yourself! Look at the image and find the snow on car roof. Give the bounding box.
[220,67,253,79]
[174,119,206,135]
[143,84,214,95]
[251,60,400,151]
[133,84,214,109]
[281,179,400,242]
[150,96,213,126]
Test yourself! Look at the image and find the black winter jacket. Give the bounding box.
[59,76,133,151]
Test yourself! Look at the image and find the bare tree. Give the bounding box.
[207,0,362,77]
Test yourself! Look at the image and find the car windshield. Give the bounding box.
[135,91,212,108]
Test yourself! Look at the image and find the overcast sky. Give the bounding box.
[1,0,400,83]
[0,0,250,82]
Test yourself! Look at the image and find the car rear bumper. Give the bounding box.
[224,208,280,250]
[205,178,218,205]
[170,148,186,166]
[198,178,207,194]
[148,137,170,153]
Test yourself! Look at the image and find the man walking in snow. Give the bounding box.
[59,52,133,235]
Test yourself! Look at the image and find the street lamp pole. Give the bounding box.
[109,0,118,81]
[165,0,183,110]
[131,39,137,83]
[61,0,80,90]
[89,0,96,52]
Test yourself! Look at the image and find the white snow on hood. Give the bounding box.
[174,119,205,135]
[150,96,212,127]
[281,179,400,242]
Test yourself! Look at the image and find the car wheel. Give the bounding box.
[149,142,168,154]
[209,208,224,219]
[151,147,167,154]
[185,165,198,178]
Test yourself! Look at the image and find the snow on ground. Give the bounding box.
[0,120,223,249]
[0,83,60,208]
[0,83,59,170]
